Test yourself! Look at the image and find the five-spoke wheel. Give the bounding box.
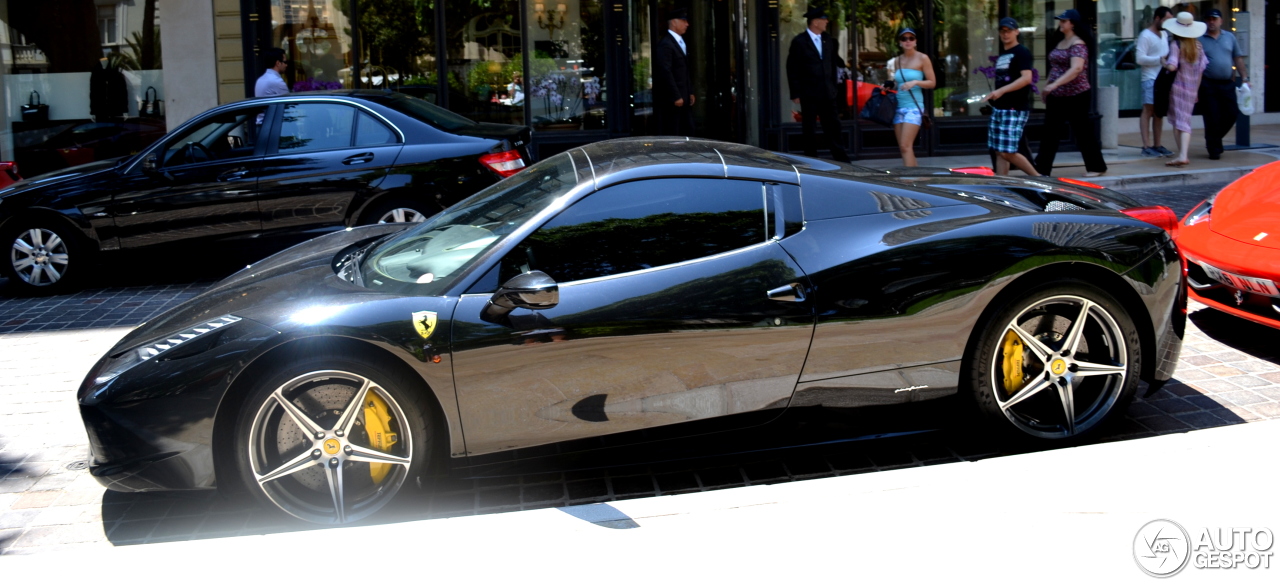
[970,284,1140,442]
[236,356,432,525]
[377,207,429,224]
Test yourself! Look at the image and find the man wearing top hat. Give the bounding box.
[1198,8,1247,159]
[654,8,695,136]
[786,7,850,162]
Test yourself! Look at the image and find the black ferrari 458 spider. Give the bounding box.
[79,138,1184,524]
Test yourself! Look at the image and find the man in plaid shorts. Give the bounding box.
[984,18,1040,176]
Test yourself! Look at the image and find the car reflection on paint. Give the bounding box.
[78,137,1184,525]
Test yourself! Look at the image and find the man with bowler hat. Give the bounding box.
[786,7,850,162]
[1198,8,1246,159]
[654,8,694,136]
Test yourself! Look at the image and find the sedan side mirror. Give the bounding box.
[482,270,559,324]
[141,153,159,173]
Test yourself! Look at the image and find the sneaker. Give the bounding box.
[1155,146,1174,156]
[1141,147,1162,157]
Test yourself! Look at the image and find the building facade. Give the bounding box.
[0,0,1269,169]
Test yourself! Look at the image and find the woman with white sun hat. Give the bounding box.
[1161,11,1207,167]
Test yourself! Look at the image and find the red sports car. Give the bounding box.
[1180,161,1280,328]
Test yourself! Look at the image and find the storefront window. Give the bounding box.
[445,0,523,126]
[629,1,654,134]
[350,0,436,101]
[523,0,607,131]
[933,0,997,118]
[2,0,166,175]
[271,0,353,91]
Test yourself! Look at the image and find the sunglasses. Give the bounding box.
[900,36,917,41]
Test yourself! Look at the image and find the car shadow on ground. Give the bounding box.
[92,379,1256,546]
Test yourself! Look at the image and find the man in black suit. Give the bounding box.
[786,7,850,162]
[653,8,694,136]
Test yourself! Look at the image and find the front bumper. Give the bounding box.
[79,318,279,492]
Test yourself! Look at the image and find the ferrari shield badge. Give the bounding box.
[412,311,438,340]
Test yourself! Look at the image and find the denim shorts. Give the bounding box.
[893,106,922,126]
[1142,79,1155,105]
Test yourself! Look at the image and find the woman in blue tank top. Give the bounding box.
[891,28,936,166]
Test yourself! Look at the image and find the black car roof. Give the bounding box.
[573,138,803,188]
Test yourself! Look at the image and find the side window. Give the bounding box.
[161,107,267,167]
[278,103,356,152]
[502,178,768,283]
[355,112,397,146]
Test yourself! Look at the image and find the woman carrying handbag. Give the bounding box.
[1162,12,1208,167]
[891,28,935,166]
[1034,10,1108,177]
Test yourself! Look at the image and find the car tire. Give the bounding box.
[967,281,1141,444]
[233,352,435,524]
[364,198,438,225]
[0,216,93,295]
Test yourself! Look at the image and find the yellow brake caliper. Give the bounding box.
[362,392,399,484]
[1001,330,1025,395]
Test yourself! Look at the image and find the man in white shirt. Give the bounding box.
[255,48,290,97]
[785,7,849,162]
[1135,7,1173,157]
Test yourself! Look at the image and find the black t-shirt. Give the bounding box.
[992,44,1033,111]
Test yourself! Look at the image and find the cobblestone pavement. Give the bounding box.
[4,181,1276,555]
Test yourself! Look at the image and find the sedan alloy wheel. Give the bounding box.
[10,227,70,286]
[378,208,429,224]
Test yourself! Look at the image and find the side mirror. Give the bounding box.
[482,270,559,324]
[141,153,159,173]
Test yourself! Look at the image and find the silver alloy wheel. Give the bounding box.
[247,370,414,524]
[10,228,69,286]
[378,208,427,224]
[992,294,1128,439]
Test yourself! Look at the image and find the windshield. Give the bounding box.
[359,152,580,295]
[381,93,478,131]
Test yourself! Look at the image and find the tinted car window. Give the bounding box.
[360,152,580,295]
[503,178,768,283]
[161,107,267,167]
[380,93,477,131]
[355,112,397,146]
[278,103,356,152]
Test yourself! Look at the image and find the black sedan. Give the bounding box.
[0,90,531,293]
[78,138,1184,524]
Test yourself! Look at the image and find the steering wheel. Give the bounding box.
[181,141,216,164]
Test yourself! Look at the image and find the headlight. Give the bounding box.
[91,315,242,387]
[1184,193,1216,226]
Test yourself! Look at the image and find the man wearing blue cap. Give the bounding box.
[1198,9,1247,159]
[786,6,850,162]
[984,17,1038,176]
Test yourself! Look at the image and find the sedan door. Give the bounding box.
[110,106,270,249]
[450,178,815,455]
[255,101,403,242]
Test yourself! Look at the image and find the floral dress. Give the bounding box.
[1165,39,1208,133]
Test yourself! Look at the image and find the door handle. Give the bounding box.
[767,283,806,302]
[218,168,248,181]
[343,153,375,165]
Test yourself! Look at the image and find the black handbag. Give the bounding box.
[140,86,162,118]
[860,87,898,127]
[21,91,49,122]
[1153,67,1175,118]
